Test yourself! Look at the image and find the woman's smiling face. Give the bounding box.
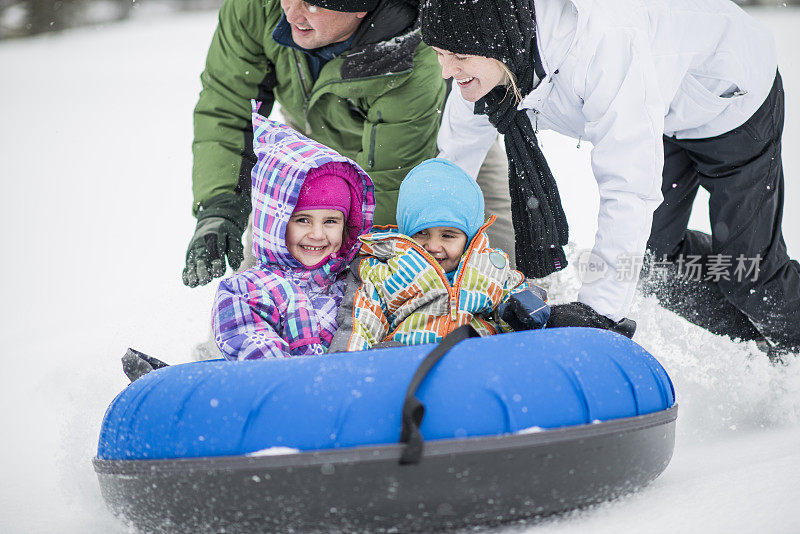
[431,47,508,102]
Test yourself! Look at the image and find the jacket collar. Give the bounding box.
[359,216,506,287]
[361,216,498,261]
[272,15,355,60]
[351,0,417,47]
[339,0,421,79]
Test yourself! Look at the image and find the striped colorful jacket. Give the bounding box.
[212,112,375,360]
[329,218,531,352]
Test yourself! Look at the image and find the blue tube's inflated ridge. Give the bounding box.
[97,328,675,460]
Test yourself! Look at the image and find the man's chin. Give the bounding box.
[291,29,318,48]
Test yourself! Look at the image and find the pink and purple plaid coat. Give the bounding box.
[212,109,375,360]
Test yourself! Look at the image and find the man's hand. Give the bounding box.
[182,193,249,287]
[547,301,636,338]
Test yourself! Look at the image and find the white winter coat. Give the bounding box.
[437,0,777,321]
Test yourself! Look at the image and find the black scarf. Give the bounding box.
[475,46,569,278]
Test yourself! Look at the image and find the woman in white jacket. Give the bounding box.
[420,0,799,355]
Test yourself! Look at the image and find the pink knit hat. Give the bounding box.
[294,162,355,217]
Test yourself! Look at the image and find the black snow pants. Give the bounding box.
[643,71,800,353]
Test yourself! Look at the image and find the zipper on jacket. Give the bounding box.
[290,52,410,142]
[368,110,382,169]
[445,215,503,325]
[292,50,312,134]
[378,237,452,342]
[397,215,498,327]
[377,217,501,342]
[530,105,583,142]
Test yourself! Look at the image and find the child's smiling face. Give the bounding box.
[286,209,345,267]
[412,226,469,274]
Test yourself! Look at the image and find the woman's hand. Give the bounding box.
[547,302,636,338]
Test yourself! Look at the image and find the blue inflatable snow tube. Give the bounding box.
[97,328,675,461]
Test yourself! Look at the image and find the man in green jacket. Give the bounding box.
[182,0,446,287]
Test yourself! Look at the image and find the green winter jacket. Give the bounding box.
[192,0,447,224]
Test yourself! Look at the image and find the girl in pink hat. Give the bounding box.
[212,116,375,359]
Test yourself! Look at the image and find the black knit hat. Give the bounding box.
[307,0,380,12]
[420,0,534,72]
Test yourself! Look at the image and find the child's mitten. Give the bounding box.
[497,290,550,331]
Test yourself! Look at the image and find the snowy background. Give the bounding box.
[1,7,799,533]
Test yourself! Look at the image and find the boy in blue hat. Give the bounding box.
[330,158,549,351]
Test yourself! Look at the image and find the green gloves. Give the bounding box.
[182,193,250,287]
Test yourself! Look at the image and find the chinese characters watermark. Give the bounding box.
[574,250,762,284]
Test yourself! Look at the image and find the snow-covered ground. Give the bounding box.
[1,7,799,533]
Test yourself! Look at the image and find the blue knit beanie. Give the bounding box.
[397,159,485,243]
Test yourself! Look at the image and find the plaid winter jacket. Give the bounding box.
[329,219,531,352]
[212,113,375,360]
